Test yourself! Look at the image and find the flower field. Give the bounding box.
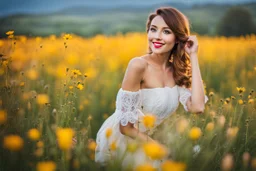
[0,31,255,171]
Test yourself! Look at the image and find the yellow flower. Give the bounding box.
[37,94,49,105]
[63,34,72,40]
[19,81,25,87]
[3,135,24,151]
[2,60,8,67]
[161,160,186,171]
[26,69,38,80]
[236,87,246,94]
[231,96,236,100]
[0,110,7,124]
[34,148,44,157]
[8,35,14,39]
[0,40,4,47]
[71,69,82,78]
[56,128,75,151]
[105,127,112,139]
[176,118,189,134]
[209,92,214,97]
[35,37,42,43]
[189,127,202,140]
[37,141,44,148]
[19,36,27,43]
[49,34,56,41]
[226,127,239,140]
[66,53,79,65]
[36,161,56,171]
[135,163,156,171]
[143,114,156,129]
[77,83,84,90]
[27,128,41,141]
[225,98,231,104]
[6,30,14,35]
[87,139,97,151]
[143,142,167,160]
[110,141,117,151]
[248,99,254,104]
[238,99,244,105]
[205,122,214,131]
[87,115,92,121]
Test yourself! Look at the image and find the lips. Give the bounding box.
[153,42,164,48]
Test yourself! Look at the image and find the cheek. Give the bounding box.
[147,33,153,41]
[165,35,176,44]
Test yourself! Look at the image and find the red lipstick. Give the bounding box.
[153,42,164,48]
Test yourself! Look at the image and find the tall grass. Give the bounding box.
[0,32,255,171]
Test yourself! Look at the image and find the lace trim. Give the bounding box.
[179,88,209,112]
[115,88,142,126]
[179,92,192,112]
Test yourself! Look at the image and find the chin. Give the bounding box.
[151,49,168,54]
[152,51,163,54]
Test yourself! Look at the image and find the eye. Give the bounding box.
[150,28,156,32]
[163,30,171,34]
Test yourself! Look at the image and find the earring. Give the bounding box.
[169,54,174,63]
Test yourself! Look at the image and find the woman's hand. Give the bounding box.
[185,35,198,56]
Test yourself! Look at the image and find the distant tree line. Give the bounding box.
[216,6,256,37]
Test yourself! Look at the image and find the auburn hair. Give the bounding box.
[146,7,192,88]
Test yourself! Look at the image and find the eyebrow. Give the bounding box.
[150,25,170,29]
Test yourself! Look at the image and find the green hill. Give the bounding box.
[0,2,256,37]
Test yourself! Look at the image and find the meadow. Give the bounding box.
[0,31,255,171]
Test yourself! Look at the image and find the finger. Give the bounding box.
[186,40,193,48]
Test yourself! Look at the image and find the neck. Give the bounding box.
[150,51,172,70]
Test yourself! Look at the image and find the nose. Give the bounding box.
[153,30,162,40]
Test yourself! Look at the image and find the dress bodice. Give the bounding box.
[139,85,179,123]
[113,85,208,134]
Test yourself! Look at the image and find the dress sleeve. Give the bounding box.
[115,88,144,126]
[178,86,209,112]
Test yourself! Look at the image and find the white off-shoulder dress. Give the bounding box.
[95,85,208,168]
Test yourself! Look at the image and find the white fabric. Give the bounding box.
[95,85,208,167]
[178,86,209,112]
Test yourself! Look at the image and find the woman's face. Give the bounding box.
[148,15,176,54]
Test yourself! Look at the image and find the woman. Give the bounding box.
[95,6,208,168]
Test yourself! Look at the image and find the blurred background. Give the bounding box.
[1,0,256,37]
[0,1,256,170]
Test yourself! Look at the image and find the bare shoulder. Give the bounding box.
[127,56,148,72]
[121,56,148,90]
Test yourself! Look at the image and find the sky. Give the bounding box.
[0,0,255,16]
